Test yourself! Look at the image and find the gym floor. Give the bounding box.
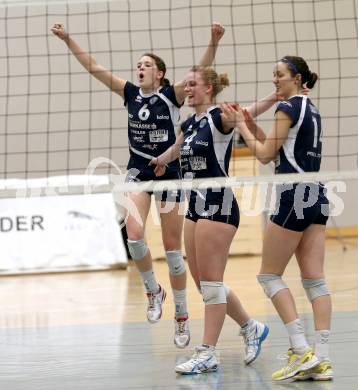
[0,237,357,389]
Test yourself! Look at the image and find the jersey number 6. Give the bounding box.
[138,104,150,121]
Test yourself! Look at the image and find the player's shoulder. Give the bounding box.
[181,113,195,131]
[124,81,140,98]
[207,106,225,131]
[277,95,304,114]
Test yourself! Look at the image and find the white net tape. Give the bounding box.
[0,169,356,199]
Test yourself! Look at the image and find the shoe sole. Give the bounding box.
[311,375,334,381]
[176,365,218,375]
[296,375,333,381]
[295,371,334,381]
[245,325,270,365]
[147,290,167,324]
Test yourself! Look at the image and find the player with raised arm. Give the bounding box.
[51,22,225,349]
[150,66,280,374]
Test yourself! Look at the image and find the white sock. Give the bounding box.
[285,319,310,353]
[314,330,330,360]
[172,288,188,318]
[140,269,159,293]
[202,344,215,351]
[241,318,255,331]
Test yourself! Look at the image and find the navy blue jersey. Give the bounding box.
[180,106,234,179]
[124,81,181,174]
[181,106,238,225]
[275,95,322,174]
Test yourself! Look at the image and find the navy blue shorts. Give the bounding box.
[270,183,329,232]
[185,189,240,228]
[126,166,184,203]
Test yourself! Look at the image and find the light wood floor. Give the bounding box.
[0,237,357,328]
[0,238,357,389]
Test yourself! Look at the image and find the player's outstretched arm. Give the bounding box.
[174,22,225,103]
[51,23,126,98]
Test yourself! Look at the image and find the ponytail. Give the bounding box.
[306,72,318,89]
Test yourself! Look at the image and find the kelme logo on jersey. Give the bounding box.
[150,96,158,105]
[195,140,208,147]
[135,95,142,103]
[156,114,169,120]
[199,118,207,128]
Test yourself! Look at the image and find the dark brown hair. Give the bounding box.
[142,52,170,86]
[281,55,318,89]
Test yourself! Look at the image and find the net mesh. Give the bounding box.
[1,0,357,181]
[0,0,357,259]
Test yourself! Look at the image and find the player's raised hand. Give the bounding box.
[51,23,69,41]
[211,22,225,44]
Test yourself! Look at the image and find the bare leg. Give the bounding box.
[296,224,332,361]
[195,219,237,346]
[296,224,331,331]
[260,221,303,324]
[126,192,154,278]
[158,201,186,291]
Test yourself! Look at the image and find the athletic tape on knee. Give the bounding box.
[127,239,148,260]
[200,281,227,305]
[166,250,186,275]
[302,278,330,302]
[257,274,288,298]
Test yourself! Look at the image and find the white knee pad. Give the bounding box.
[302,278,330,302]
[257,274,288,298]
[223,284,230,297]
[197,283,229,297]
[166,250,186,276]
[127,239,148,260]
[200,281,227,305]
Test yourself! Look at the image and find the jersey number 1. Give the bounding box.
[312,116,322,148]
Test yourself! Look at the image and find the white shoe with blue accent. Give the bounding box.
[175,345,218,375]
[240,320,269,365]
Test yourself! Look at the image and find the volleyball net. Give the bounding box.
[0,0,357,268]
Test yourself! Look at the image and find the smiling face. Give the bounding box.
[184,70,212,109]
[273,61,301,99]
[136,55,163,91]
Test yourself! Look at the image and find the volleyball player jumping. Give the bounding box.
[51,22,225,349]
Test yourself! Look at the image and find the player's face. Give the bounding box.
[136,56,163,90]
[273,62,299,99]
[184,71,210,107]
